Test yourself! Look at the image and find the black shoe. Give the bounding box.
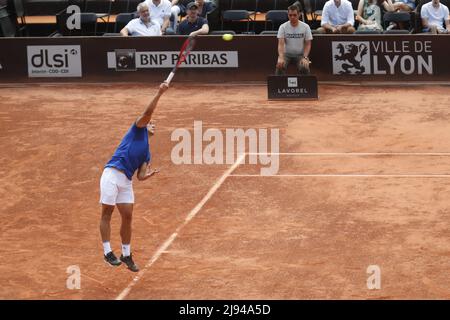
[120,254,140,272]
[104,251,122,267]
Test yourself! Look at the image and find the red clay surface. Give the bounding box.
[1,83,450,299]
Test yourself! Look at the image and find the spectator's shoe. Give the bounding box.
[386,22,396,31]
[104,251,122,267]
[120,254,140,272]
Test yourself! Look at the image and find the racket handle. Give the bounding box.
[166,71,175,84]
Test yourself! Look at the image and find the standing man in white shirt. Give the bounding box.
[276,4,313,75]
[120,2,162,36]
[316,0,356,34]
[421,0,450,34]
[145,0,174,34]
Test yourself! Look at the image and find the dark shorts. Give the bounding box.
[275,54,310,75]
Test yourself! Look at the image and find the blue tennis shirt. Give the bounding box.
[105,123,151,180]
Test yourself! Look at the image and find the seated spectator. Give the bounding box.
[356,0,394,31]
[120,2,161,36]
[145,0,173,34]
[276,4,312,75]
[392,0,416,12]
[421,0,450,34]
[316,0,356,34]
[177,2,209,36]
[170,0,187,32]
[384,0,414,30]
[196,0,216,18]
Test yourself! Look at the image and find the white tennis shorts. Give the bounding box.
[99,167,134,205]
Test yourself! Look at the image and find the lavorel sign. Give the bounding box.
[332,40,433,76]
[27,45,82,78]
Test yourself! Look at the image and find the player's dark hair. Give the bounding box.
[287,4,300,13]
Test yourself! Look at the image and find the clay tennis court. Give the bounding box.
[1,83,450,299]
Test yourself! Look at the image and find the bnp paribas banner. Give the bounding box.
[331,39,434,76]
[107,49,239,71]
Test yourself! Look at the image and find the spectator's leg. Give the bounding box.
[165,27,176,35]
[171,5,181,32]
[429,25,438,34]
[315,27,326,34]
[403,3,411,11]
[341,25,355,34]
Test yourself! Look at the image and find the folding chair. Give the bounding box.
[264,10,288,30]
[13,0,27,36]
[114,12,135,33]
[84,0,115,33]
[69,12,98,36]
[312,0,328,21]
[221,10,251,33]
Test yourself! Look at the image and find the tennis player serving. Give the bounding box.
[99,82,169,272]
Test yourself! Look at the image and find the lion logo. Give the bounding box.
[332,42,371,75]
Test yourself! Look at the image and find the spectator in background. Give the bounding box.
[316,0,355,33]
[421,0,450,33]
[170,0,186,33]
[392,0,416,12]
[355,0,394,31]
[177,2,209,35]
[276,4,312,75]
[120,2,161,36]
[145,0,173,34]
[385,0,415,30]
[196,0,216,18]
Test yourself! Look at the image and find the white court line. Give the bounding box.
[115,153,246,301]
[247,152,450,156]
[239,152,450,177]
[230,174,450,178]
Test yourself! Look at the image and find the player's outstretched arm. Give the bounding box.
[136,82,169,128]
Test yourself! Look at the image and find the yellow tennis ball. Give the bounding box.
[222,33,233,41]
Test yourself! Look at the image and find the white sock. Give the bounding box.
[103,241,112,255]
[122,244,131,257]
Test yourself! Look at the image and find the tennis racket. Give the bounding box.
[165,36,196,84]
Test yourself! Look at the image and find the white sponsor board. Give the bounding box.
[27,45,82,77]
[332,40,433,76]
[107,50,239,70]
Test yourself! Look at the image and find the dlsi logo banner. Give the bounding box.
[27,45,82,78]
